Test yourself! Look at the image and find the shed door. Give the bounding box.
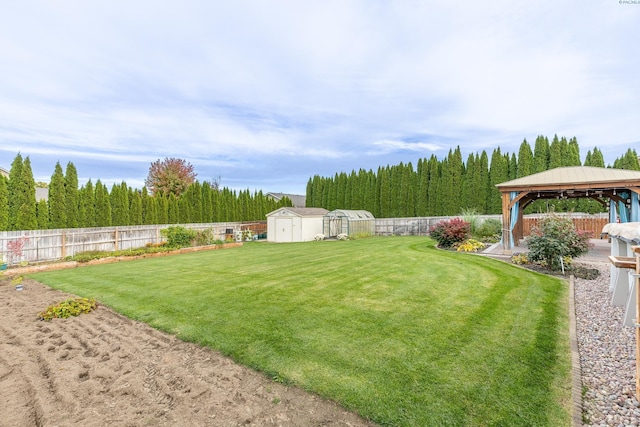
[275,218,293,242]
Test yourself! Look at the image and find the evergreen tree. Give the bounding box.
[378,167,391,217]
[416,159,429,216]
[614,149,640,170]
[48,162,67,229]
[446,148,464,214]
[478,151,491,213]
[533,135,550,173]
[0,176,8,230]
[80,180,96,227]
[436,158,449,215]
[508,153,517,180]
[584,147,605,169]
[337,172,348,209]
[426,155,440,215]
[461,154,474,210]
[201,182,213,222]
[110,183,121,225]
[567,137,581,166]
[129,189,143,225]
[489,148,509,214]
[168,193,179,223]
[36,199,49,229]
[157,195,168,224]
[7,153,24,230]
[141,187,153,224]
[189,182,203,223]
[178,193,191,223]
[17,157,37,230]
[110,182,130,226]
[548,135,563,169]
[94,180,112,227]
[517,139,534,177]
[64,162,79,228]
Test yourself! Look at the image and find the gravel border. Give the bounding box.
[574,261,640,426]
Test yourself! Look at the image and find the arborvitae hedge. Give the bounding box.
[305,137,639,217]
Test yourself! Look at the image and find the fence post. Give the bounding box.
[114,229,119,251]
[61,231,66,259]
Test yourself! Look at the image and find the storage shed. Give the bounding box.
[266,207,329,242]
[323,209,375,238]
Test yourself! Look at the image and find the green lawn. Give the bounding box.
[30,237,571,426]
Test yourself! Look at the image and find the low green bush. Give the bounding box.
[39,297,97,321]
[161,226,197,248]
[474,218,502,241]
[194,228,223,246]
[527,214,592,271]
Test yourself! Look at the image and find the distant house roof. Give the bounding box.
[0,167,8,178]
[266,207,328,217]
[266,192,306,208]
[36,187,48,202]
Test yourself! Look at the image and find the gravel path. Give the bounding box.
[575,261,640,426]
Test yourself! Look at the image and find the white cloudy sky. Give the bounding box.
[1,0,638,194]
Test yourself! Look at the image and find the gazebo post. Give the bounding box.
[501,192,511,252]
[515,204,525,246]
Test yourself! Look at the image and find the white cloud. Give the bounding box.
[0,0,638,193]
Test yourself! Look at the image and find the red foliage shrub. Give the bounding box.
[429,218,471,248]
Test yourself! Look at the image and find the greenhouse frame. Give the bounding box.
[323,209,375,238]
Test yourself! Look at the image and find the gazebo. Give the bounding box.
[496,166,640,251]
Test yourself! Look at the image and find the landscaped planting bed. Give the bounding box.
[27,237,572,426]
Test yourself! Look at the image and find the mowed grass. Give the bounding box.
[30,237,571,426]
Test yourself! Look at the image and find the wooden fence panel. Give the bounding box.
[522,217,609,239]
[0,221,267,266]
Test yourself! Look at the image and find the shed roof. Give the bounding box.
[266,207,329,217]
[496,166,640,190]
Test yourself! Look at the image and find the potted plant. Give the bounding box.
[0,254,7,271]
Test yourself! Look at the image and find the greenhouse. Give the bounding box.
[323,209,375,238]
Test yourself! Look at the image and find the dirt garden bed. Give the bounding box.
[0,272,375,426]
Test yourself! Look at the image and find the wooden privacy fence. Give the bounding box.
[0,221,266,266]
[522,215,609,239]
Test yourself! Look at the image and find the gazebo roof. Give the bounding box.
[496,166,640,191]
[496,166,640,251]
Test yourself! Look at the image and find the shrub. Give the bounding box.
[511,253,529,265]
[314,234,325,241]
[337,233,350,241]
[194,228,220,246]
[475,218,502,241]
[429,218,470,248]
[526,214,592,271]
[161,226,197,248]
[456,239,486,252]
[461,208,481,235]
[39,298,97,321]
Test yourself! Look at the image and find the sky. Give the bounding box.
[1,1,639,195]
